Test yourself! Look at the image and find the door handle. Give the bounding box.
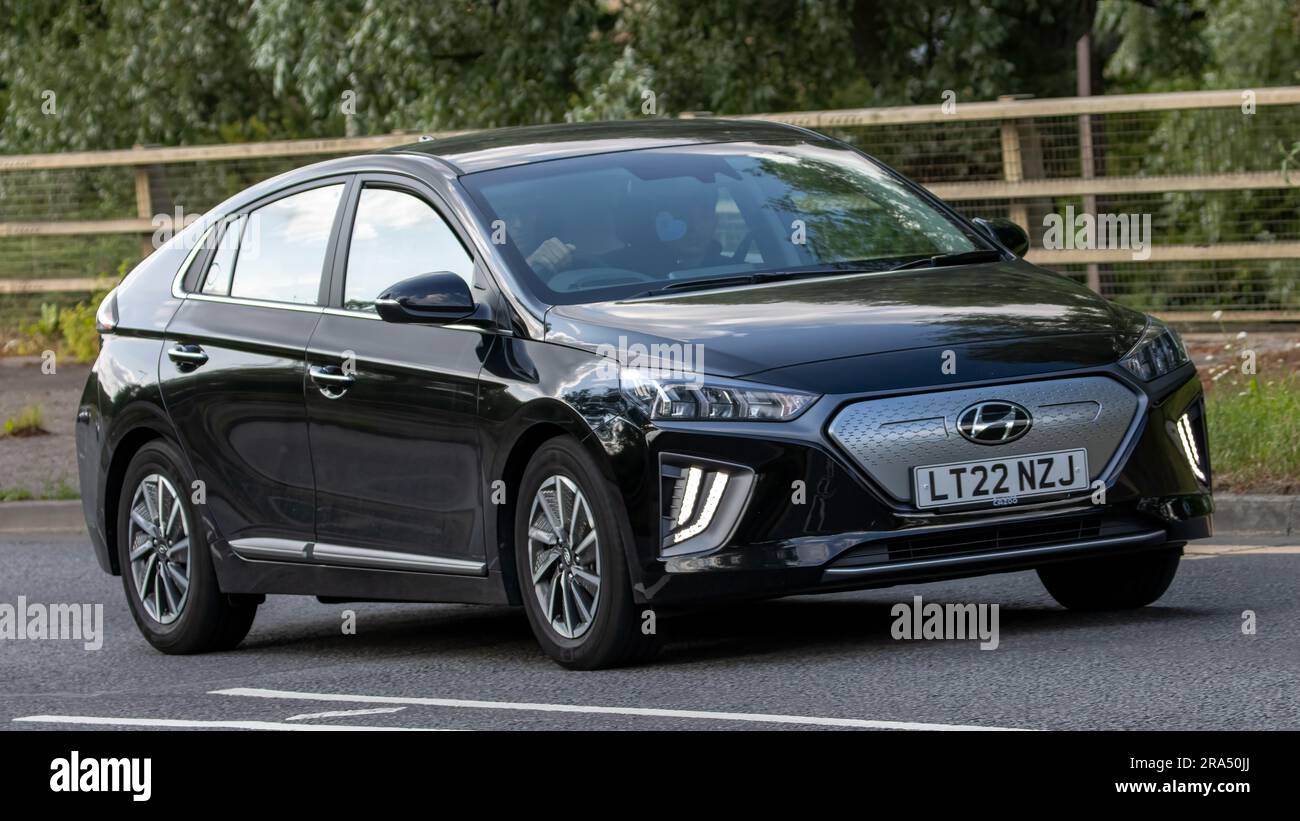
[167,344,208,368]
[309,364,355,397]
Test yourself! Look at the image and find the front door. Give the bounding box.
[304,178,494,572]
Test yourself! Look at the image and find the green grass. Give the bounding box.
[1206,375,1300,494]
[0,478,79,502]
[40,478,80,500]
[1,404,48,437]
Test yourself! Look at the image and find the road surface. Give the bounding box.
[1,531,1296,730]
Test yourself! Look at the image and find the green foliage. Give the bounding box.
[2,404,48,438]
[1099,0,1300,92]
[11,0,1295,152]
[25,302,59,337]
[0,479,79,501]
[40,478,81,500]
[0,0,297,153]
[0,486,35,502]
[15,302,61,355]
[10,284,111,360]
[248,0,608,131]
[1284,140,1300,183]
[576,0,856,116]
[56,282,116,363]
[58,299,101,363]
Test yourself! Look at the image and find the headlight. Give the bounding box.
[1120,318,1190,380]
[621,368,818,421]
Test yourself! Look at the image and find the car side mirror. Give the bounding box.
[375,271,476,324]
[974,217,1030,257]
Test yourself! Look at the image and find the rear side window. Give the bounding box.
[228,184,344,305]
[343,187,475,313]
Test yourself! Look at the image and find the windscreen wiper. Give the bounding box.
[631,267,871,299]
[886,249,1005,272]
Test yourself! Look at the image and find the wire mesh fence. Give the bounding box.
[827,105,1300,181]
[1,87,1298,342]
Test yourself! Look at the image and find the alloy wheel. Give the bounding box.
[127,473,192,624]
[526,475,601,639]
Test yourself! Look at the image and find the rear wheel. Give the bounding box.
[514,437,658,669]
[116,439,256,653]
[1037,545,1183,611]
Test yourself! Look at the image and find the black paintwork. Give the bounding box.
[545,261,1148,381]
[305,312,490,562]
[75,119,1212,612]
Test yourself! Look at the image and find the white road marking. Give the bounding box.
[212,687,1030,731]
[1185,544,1300,557]
[12,714,438,731]
[285,707,406,721]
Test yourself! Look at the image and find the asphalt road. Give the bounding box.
[1,531,1297,731]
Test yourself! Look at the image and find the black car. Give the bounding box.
[75,119,1212,669]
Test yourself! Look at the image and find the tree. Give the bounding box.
[0,0,292,152]
[1,0,1297,153]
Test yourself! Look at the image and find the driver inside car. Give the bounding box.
[526,235,577,275]
[500,194,578,276]
[519,178,727,280]
[604,180,726,276]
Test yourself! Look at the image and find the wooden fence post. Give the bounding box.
[998,96,1029,233]
[133,144,154,258]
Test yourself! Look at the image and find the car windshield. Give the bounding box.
[459,139,985,306]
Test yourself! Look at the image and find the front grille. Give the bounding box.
[832,515,1103,569]
[827,376,1142,503]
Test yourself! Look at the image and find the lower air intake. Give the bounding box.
[832,515,1104,569]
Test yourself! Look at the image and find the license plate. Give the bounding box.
[912,448,1089,509]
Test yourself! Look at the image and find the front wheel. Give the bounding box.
[514,437,658,669]
[1037,545,1183,611]
[115,439,257,653]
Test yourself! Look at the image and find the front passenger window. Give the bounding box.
[344,187,475,313]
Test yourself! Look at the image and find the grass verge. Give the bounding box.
[0,478,79,501]
[1206,375,1300,494]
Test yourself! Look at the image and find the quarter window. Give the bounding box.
[228,184,343,305]
[344,187,475,313]
[200,216,245,296]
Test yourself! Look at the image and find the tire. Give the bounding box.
[115,439,256,653]
[1037,545,1183,611]
[513,437,658,669]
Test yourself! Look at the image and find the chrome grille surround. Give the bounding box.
[826,376,1143,503]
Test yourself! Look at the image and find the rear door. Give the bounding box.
[303,175,494,573]
[162,177,351,545]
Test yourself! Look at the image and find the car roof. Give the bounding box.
[383,118,825,174]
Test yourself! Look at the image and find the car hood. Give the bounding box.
[544,261,1147,392]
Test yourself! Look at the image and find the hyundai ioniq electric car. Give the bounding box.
[76,119,1212,668]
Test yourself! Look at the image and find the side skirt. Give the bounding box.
[213,538,508,605]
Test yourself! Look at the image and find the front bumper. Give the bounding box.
[622,365,1212,606]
